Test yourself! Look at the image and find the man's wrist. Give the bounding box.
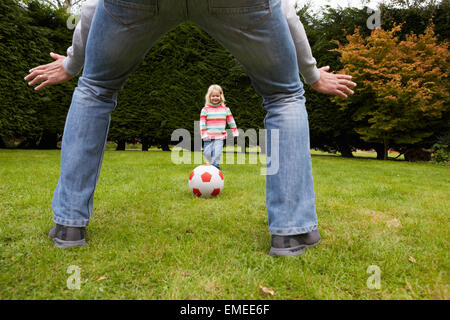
[62,56,83,76]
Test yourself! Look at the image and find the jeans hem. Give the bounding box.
[269,224,317,236]
[53,216,90,227]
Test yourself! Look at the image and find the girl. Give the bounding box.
[200,85,239,171]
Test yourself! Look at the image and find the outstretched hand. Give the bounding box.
[24,52,74,91]
[310,66,356,98]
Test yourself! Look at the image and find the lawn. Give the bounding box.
[0,149,448,299]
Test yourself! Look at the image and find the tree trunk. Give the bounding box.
[339,145,354,158]
[383,139,388,160]
[0,137,5,148]
[141,137,149,151]
[37,132,58,149]
[116,140,126,151]
[160,141,171,151]
[404,148,431,162]
[374,144,385,160]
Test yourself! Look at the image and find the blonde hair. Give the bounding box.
[205,84,226,107]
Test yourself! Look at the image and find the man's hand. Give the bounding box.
[24,52,74,91]
[310,66,357,98]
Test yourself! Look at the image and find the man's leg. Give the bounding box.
[191,0,319,255]
[51,0,182,236]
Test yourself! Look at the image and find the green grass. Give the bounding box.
[0,149,448,299]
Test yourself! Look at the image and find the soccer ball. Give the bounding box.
[188,164,224,198]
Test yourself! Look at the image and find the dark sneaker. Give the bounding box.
[269,229,321,257]
[48,224,87,249]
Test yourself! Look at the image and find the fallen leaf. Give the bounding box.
[97,276,107,281]
[408,254,416,263]
[259,285,274,296]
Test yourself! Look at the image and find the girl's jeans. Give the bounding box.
[203,139,224,169]
[52,0,318,235]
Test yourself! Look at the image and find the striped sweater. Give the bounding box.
[200,104,239,140]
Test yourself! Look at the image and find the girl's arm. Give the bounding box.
[63,0,99,76]
[200,108,208,140]
[226,108,239,137]
[281,0,320,85]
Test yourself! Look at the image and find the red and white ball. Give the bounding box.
[188,164,224,198]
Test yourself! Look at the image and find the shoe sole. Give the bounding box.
[269,245,306,257]
[49,231,87,249]
[51,237,88,249]
[269,239,321,257]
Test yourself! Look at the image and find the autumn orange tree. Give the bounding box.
[332,24,449,160]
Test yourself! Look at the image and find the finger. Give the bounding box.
[29,65,52,74]
[335,90,348,98]
[339,79,357,87]
[336,74,353,80]
[24,73,35,81]
[25,69,44,81]
[29,57,63,73]
[34,79,52,91]
[36,63,60,73]
[344,80,357,87]
[31,61,61,72]
[50,52,65,60]
[29,66,45,73]
[28,74,46,86]
[29,60,56,72]
[24,71,40,82]
[337,85,354,95]
[319,66,330,71]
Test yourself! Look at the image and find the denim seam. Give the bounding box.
[104,0,158,11]
[269,224,318,236]
[241,6,271,33]
[54,216,89,227]
[207,0,272,33]
[209,5,270,15]
[103,0,158,29]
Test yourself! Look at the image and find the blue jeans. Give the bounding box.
[52,0,318,235]
[203,139,223,169]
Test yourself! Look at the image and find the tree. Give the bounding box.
[332,25,449,160]
[0,0,75,148]
[299,6,373,157]
[381,0,449,42]
[383,0,440,8]
[23,0,85,10]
